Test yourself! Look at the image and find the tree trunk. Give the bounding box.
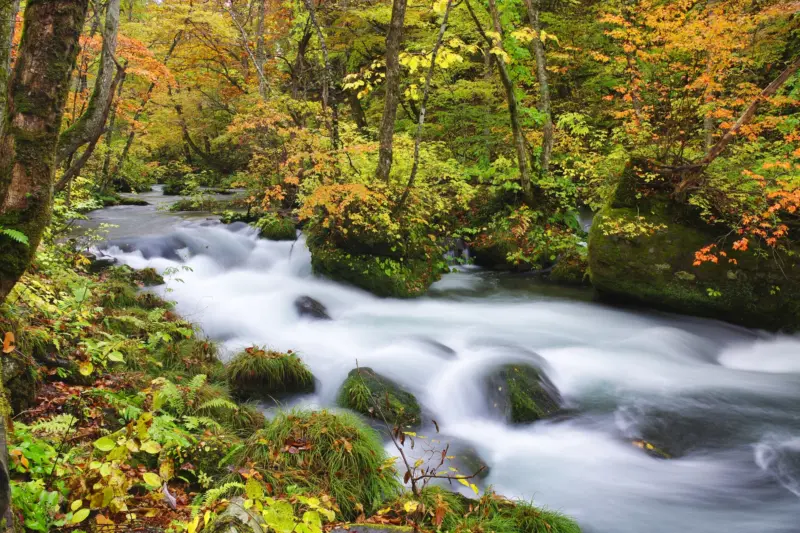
[375,0,408,182]
[347,89,368,135]
[467,0,532,201]
[255,0,267,99]
[0,0,89,301]
[395,0,454,214]
[56,0,120,165]
[0,0,20,140]
[523,0,552,174]
[100,72,126,192]
[56,67,125,192]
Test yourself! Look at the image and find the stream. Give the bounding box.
[90,187,800,533]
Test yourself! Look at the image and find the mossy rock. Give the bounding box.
[226,347,315,400]
[2,351,41,414]
[157,338,224,379]
[237,409,401,519]
[588,201,800,331]
[132,267,165,286]
[486,364,562,424]
[338,368,421,427]
[309,242,442,298]
[470,228,524,272]
[255,213,297,241]
[99,281,140,308]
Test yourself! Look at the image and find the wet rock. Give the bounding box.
[338,367,421,427]
[85,252,117,273]
[294,296,331,320]
[2,351,41,414]
[486,363,562,424]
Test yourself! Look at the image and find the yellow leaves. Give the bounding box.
[71,508,91,524]
[142,472,162,488]
[511,27,537,44]
[456,476,480,495]
[403,500,419,513]
[432,0,449,14]
[489,47,511,64]
[2,332,14,354]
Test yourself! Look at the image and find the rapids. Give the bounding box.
[93,192,800,533]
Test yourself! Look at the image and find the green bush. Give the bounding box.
[225,347,314,399]
[236,409,401,519]
[338,367,421,427]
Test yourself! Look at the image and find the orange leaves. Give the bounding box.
[732,238,749,252]
[693,245,719,266]
[2,332,14,354]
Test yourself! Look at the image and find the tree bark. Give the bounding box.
[375,0,408,182]
[100,72,126,191]
[523,0,552,174]
[255,0,268,99]
[56,67,125,193]
[347,89,368,135]
[56,0,120,165]
[467,0,532,201]
[0,0,89,301]
[395,0,454,214]
[0,0,20,140]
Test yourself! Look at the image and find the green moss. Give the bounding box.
[236,409,401,519]
[157,338,224,379]
[226,347,315,400]
[486,364,561,424]
[255,213,297,241]
[132,267,165,287]
[99,281,140,308]
[338,368,421,427]
[169,198,230,212]
[588,202,800,331]
[309,242,442,298]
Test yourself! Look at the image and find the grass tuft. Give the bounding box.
[226,346,314,399]
[236,409,401,519]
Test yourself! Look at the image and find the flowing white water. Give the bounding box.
[96,203,800,533]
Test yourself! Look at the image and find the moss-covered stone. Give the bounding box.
[309,241,442,298]
[486,364,562,424]
[132,267,165,286]
[2,351,41,415]
[338,367,421,427]
[254,213,297,241]
[226,347,315,400]
[588,201,800,331]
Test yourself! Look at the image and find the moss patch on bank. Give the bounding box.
[226,347,315,399]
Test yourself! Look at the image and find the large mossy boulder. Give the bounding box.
[226,347,315,400]
[338,368,421,427]
[309,242,442,298]
[255,213,296,241]
[589,162,800,331]
[486,364,562,424]
[237,410,401,519]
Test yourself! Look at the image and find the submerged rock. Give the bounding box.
[589,160,800,331]
[294,296,331,320]
[486,363,562,424]
[338,367,421,427]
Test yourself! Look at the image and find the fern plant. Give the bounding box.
[0,226,29,246]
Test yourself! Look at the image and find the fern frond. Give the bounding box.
[1,228,29,245]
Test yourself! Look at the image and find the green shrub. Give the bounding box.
[255,212,297,240]
[226,347,314,399]
[236,409,401,519]
[338,368,421,427]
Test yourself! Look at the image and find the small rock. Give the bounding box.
[486,363,562,424]
[85,252,117,273]
[294,296,331,320]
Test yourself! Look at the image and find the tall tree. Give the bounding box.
[56,0,121,165]
[0,0,20,139]
[0,0,90,302]
[375,0,408,182]
[523,0,552,174]
[467,0,533,201]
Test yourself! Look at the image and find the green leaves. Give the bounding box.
[94,436,116,452]
[71,508,90,524]
[142,472,162,488]
[0,228,29,245]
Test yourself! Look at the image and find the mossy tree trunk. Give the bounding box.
[375,0,407,182]
[0,0,20,139]
[523,0,552,174]
[0,0,90,303]
[56,0,120,166]
[466,0,533,202]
